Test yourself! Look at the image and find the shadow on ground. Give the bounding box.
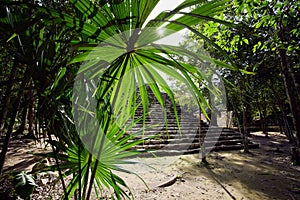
[174,132,300,200]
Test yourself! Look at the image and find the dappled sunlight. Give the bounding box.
[1,0,300,199]
[150,142,300,200]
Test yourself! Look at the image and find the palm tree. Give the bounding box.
[1,0,238,199]
[69,0,237,199]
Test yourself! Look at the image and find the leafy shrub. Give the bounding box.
[13,171,36,200]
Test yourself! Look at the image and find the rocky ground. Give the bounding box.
[1,131,300,200]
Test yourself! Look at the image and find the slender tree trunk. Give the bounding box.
[242,105,249,153]
[207,75,218,126]
[0,58,18,136]
[0,64,33,178]
[208,90,217,126]
[230,93,248,153]
[17,100,28,135]
[28,88,35,136]
[227,111,233,128]
[257,102,268,137]
[279,49,300,164]
[272,106,284,135]
[269,80,295,143]
[277,7,300,162]
[199,108,207,164]
[0,95,22,178]
[197,82,207,164]
[262,108,268,138]
[277,116,284,135]
[288,65,300,102]
[239,78,250,153]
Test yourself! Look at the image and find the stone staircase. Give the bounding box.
[126,88,259,157]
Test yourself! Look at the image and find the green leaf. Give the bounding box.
[13,171,36,200]
[6,33,17,42]
[51,67,67,90]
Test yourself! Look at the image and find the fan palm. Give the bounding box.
[68,0,236,199]
[70,0,237,137]
[2,0,238,199]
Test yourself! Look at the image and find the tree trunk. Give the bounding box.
[277,116,284,135]
[272,105,284,135]
[0,64,33,178]
[269,80,295,143]
[0,58,18,136]
[208,91,218,126]
[226,111,233,128]
[257,102,268,137]
[261,117,267,137]
[242,105,249,153]
[288,65,300,102]
[283,115,294,143]
[199,116,207,164]
[279,49,300,164]
[27,88,35,136]
[17,100,28,135]
[208,76,218,126]
[198,84,207,164]
[0,95,22,178]
[239,79,250,153]
[261,109,268,138]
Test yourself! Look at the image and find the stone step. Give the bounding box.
[124,126,260,157]
[204,139,244,146]
[205,135,242,141]
[206,133,240,138]
[133,122,207,126]
[125,131,241,141]
[125,132,240,141]
[130,138,253,151]
[130,89,260,156]
[133,138,196,145]
[127,126,222,132]
[132,138,244,147]
[133,115,203,119]
[130,143,260,157]
[135,107,181,112]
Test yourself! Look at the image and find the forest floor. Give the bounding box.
[1,131,300,200]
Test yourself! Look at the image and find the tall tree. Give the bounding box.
[194,0,300,162]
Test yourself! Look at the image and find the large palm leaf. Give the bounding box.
[41,107,149,199]
[70,0,235,125]
[3,0,237,199]
[68,1,234,199]
[61,0,235,198]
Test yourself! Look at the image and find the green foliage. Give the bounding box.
[0,0,240,199]
[13,171,36,200]
[193,0,300,134]
[51,85,152,198]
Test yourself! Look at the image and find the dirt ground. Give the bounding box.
[1,131,300,200]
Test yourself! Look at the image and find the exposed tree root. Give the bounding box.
[157,175,178,188]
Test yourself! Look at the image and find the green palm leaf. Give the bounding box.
[2,0,241,199]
